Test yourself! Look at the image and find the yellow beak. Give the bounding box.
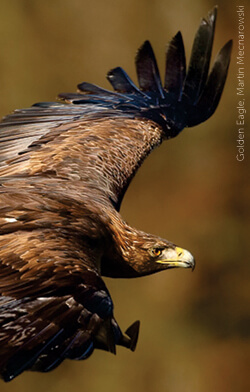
[156,246,195,271]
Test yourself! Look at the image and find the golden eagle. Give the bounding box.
[0,8,231,381]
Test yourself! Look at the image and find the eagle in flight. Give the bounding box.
[0,8,231,381]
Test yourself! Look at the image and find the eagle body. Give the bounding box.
[0,8,231,381]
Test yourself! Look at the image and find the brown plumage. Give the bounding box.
[0,8,231,381]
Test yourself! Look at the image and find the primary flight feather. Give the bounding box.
[0,7,231,381]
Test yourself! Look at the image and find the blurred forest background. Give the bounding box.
[0,0,249,391]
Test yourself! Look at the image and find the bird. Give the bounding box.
[0,7,231,382]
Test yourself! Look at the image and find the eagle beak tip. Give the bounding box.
[175,247,195,271]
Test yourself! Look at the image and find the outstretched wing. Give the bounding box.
[0,223,138,381]
[0,8,231,211]
[61,7,232,131]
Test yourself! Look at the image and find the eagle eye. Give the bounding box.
[149,247,163,258]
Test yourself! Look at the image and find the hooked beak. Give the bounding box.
[156,246,195,271]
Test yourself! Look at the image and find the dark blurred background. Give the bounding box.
[0,0,249,391]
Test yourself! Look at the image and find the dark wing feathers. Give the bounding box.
[0,295,94,380]
[187,39,232,126]
[164,31,186,101]
[57,7,231,132]
[182,7,217,105]
[77,81,120,96]
[135,40,165,98]
[107,67,143,95]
